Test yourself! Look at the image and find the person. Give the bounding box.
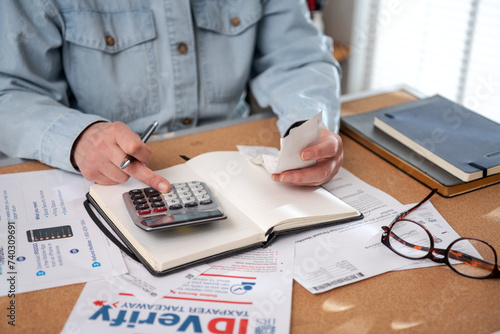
[0,0,343,193]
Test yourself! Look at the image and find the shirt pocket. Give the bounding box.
[192,0,263,104]
[61,9,159,122]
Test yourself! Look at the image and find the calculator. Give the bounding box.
[123,181,226,231]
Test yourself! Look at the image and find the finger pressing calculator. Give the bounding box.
[123,181,226,231]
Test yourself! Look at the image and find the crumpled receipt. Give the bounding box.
[237,111,323,174]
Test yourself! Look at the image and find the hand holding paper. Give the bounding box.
[238,111,344,186]
[274,111,324,173]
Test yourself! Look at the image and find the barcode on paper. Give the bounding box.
[312,272,365,291]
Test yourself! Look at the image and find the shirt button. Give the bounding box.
[105,35,115,46]
[230,17,241,27]
[182,118,193,125]
[177,43,188,54]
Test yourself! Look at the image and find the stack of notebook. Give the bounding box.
[341,95,500,197]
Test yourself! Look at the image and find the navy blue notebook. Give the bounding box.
[373,95,500,182]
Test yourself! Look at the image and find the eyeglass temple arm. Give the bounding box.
[391,189,437,224]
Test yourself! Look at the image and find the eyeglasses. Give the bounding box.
[381,189,500,279]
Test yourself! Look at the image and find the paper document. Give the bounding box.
[293,168,463,294]
[115,253,211,303]
[63,235,295,334]
[0,169,127,295]
[238,111,322,174]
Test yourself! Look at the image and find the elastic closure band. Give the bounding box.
[469,162,487,178]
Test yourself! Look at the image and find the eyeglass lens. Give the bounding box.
[387,220,431,259]
[448,238,496,278]
[388,220,496,278]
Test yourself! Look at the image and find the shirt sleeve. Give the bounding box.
[0,1,106,172]
[249,0,342,135]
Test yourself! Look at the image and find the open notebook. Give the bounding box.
[85,151,362,275]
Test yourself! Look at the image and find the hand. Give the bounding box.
[72,122,171,192]
[271,127,343,186]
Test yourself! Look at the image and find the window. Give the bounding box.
[336,0,500,123]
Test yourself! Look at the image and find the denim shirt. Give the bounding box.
[0,0,341,172]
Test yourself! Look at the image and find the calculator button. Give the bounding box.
[129,189,143,195]
[154,207,167,213]
[200,200,213,205]
[131,193,145,200]
[137,209,151,215]
[190,184,204,191]
[178,191,192,198]
[166,199,180,205]
[185,202,198,208]
[196,194,211,201]
[145,188,160,197]
[135,204,149,210]
[151,202,165,208]
[149,196,163,202]
[192,189,207,196]
[187,181,201,186]
[163,193,178,200]
[181,196,196,204]
[169,204,183,210]
[133,198,147,205]
[173,183,187,188]
[177,186,190,192]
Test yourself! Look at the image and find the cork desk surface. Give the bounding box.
[1,89,499,334]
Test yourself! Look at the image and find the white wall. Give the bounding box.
[323,0,374,95]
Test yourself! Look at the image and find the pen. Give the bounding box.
[119,121,159,170]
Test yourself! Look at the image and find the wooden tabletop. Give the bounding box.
[1,89,499,333]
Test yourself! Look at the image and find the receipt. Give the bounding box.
[238,111,322,174]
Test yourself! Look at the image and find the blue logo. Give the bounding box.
[256,319,276,334]
[17,256,26,262]
[256,325,276,334]
[36,270,46,276]
[92,262,101,267]
[70,249,79,254]
[230,282,255,295]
